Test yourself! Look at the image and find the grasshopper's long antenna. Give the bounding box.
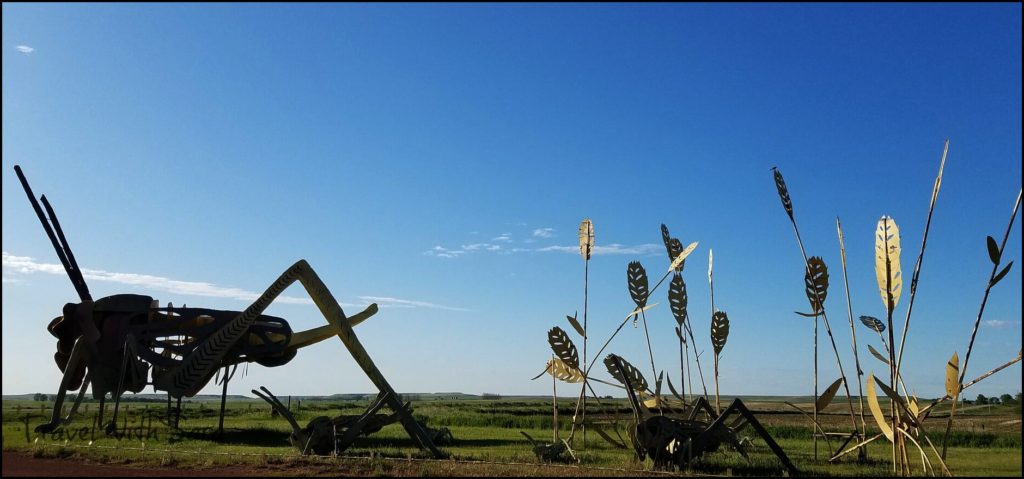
[41,195,91,301]
[14,165,92,302]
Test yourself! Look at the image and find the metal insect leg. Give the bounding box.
[36,337,91,433]
[697,399,798,476]
[105,335,150,435]
[62,371,91,426]
[155,260,444,458]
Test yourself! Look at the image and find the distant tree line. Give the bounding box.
[963,392,1021,405]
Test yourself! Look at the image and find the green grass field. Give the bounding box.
[3,396,1020,476]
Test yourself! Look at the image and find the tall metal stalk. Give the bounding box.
[837,218,868,448]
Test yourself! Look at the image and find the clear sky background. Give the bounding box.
[3,4,1021,400]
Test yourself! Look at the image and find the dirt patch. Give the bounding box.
[2,452,253,477]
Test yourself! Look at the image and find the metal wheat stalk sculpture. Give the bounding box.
[944,187,1021,457]
[662,226,685,400]
[772,167,860,457]
[627,261,660,395]
[893,140,948,384]
[836,218,868,449]
[875,215,906,473]
[564,236,697,444]
[578,218,593,447]
[711,310,729,415]
[668,234,708,403]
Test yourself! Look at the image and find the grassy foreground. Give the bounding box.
[3,397,1020,476]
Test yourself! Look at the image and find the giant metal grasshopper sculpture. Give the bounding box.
[15,165,443,458]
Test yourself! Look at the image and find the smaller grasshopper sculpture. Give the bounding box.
[253,386,452,456]
[608,355,797,474]
[15,165,443,458]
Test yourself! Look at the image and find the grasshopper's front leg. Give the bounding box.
[36,337,92,433]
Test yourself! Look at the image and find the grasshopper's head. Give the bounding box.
[47,302,95,390]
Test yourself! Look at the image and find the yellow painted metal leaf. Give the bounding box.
[668,241,699,273]
[874,216,903,312]
[579,219,594,260]
[945,351,960,398]
[538,357,584,383]
[624,302,658,319]
[909,396,920,419]
[866,374,894,442]
[816,377,844,412]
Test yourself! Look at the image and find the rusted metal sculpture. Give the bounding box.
[609,355,797,474]
[254,386,452,456]
[15,165,444,459]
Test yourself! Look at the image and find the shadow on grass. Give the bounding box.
[171,427,289,447]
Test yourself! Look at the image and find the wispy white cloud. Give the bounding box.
[536,243,662,256]
[983,319,1020,329]
[532,228,555,238]
[358,296,469,312]
[424,246,465,259]
[16,45,35,54]
[492,233,512,242]
[2,252,465,311]
[425,241,661,258]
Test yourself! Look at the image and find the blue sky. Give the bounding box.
[3,4,1020,400]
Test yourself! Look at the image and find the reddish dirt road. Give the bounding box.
[2,452,251,477]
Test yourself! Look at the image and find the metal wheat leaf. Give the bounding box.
[667,375,685,403]
[804,256,829,314]
[860,315,886,333]
[668,241,698,273]
[674,325,685,343]
[945,351,960,398]
[986,236,1000,265]
[875,376,918,427]
[668,238,684,272]
[874,216,903,312]
[991,261,1013,287]
[868,344,890,365]
[866,374,894,442]
[711,311,729,356]
[565,312,586,338]
[604,354,649,393]
[772,167,794,221]
[579,219,594,261]
[816,377,844,412]
[591,424,626,449]
[625,303,658,319]
[655,371,664,400]
[627,261,649,309]
[668,273,688,327]
[547,327,580,370]
[534,357,584,383]
[661,224,683,267]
